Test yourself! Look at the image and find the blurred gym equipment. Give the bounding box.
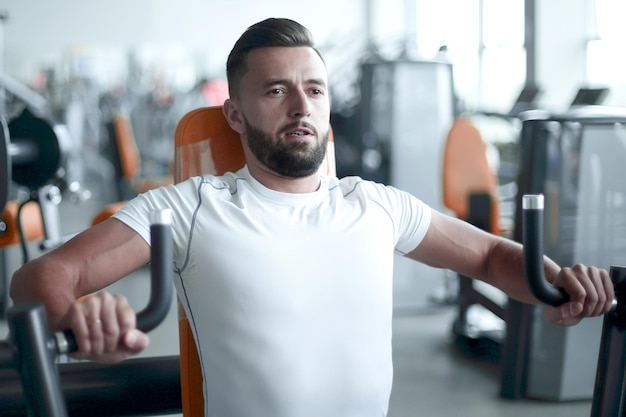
[0,72,75,316]
[442,86,545,362]
[105,110,173,202]
[502,105,626,401]
[358,58,456,310]
[569,87,609,108]
[0,210,181,417]
[443,98,626,403]
[89,110,174,228]
[442,117,506,357]
[523,194,626,417]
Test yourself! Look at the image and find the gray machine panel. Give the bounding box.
[527,116,626,400]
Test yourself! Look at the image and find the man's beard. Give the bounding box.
[244,117,329,178]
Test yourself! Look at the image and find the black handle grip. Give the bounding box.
[56,209,174,354]
[522,194,569,306]
[138,209,174,332]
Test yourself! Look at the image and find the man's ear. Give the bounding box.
[223,99,245,134]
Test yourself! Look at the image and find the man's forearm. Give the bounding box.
[485,237,560,305]
[10,256,78,329]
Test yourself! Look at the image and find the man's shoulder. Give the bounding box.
[331,175,421,208]
[332,175,388,195]
[175,168,247,194]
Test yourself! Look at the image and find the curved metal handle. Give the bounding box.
[0,116,9,216]
[57,209,174,353]
[138,209,174,332]
[522,194,569,306]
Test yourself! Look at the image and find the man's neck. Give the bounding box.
[246,163,321,194]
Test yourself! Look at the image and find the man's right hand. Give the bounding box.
[61,292,150,364]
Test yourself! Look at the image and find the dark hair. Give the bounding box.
[226,18,323,97]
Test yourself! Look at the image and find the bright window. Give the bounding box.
[587,0,626,86]
[413,0,526,112]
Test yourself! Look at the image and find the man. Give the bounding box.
[11,18,614,417]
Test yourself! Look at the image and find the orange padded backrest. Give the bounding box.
[174,105,335,416]
[114,111,141,181]
[0,200,44,247]
[91,112,173,226]
[442,117,499,235]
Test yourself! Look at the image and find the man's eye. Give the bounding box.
[270,88,284,95]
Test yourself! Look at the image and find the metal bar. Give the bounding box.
[141,209,174,332]
[499,299,533,399]
[55,209,173,353]
[522,194,626,415]
[500,118,553,399]
[3,208,174,415]
[8,139,39,166]
[522,194,569,306]
[0,72,48,117]
[37,185,63,247]
[0,356,182,417]
[591,266,626,417]
[0,115,9,215]
[7,303,68,417]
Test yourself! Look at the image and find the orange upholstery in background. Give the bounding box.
[442,117,500,234]
[90,112,174,226]
[0,200,44,247]
[91,201,127,226]
[114,112,141,181]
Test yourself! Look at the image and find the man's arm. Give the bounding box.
[407,209,614,325]
[10,217,152,362]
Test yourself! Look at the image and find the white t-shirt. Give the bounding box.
[114,166,431,417]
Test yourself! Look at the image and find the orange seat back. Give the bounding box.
[113,111,141,181]
[90,111,173,226]
[0,200,44,247]
[442,117,499,234]
[174,105,335,416]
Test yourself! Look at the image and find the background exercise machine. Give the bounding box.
[0,72,75,316]
[502,105,626,400]
[0,210,181,416]
[523,194,626,417]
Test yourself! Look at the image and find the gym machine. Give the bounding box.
[451,86,612,364]
[0,72,73,258]
[501,106,626,400]
[523,193,626,417]
[0,209,182,416]
[0,71,79,316]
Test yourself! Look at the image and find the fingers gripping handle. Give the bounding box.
[56,209,174,354]
[522,194,569,306]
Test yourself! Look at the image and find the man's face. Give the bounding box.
[232,46,331,178]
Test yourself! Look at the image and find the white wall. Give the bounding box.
[1,0,616,110]
[0,0,365,87]
[535,0,592,112]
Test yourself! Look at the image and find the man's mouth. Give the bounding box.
[282,122,316,139]
[285,128,313,137]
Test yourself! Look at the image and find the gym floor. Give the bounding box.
[1,193,595,417]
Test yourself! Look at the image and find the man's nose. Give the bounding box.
[289,90,311,118]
